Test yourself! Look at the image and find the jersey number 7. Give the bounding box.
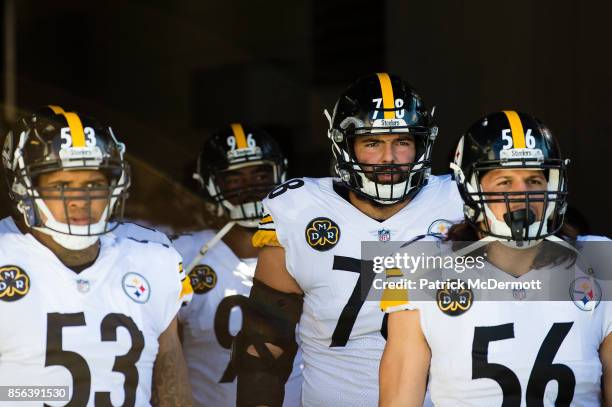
[330,256,375,347]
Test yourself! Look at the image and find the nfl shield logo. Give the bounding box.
[76,279,90,293]
[378,229,391,242]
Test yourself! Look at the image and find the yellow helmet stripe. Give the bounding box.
[47,105,66,114]
[230,123,248,149]
[48,106,86,148]
[63,112,87,148]
[376,73,396,119]
[502,110,526,149]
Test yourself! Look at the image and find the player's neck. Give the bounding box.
[484,241,541,277]
[348,191,410,222]
[222,225,259,259]
[30,229,101,270]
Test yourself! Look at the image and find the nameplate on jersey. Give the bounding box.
[305,217,341,251]
[122,272,151,304]
[436,280,473,316]
[189,264,217,294]
[0,265,30,302]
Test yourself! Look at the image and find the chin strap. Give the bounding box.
[503,208,536,246]
[186,221,236,274]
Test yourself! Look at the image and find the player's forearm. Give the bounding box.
[152,319,193,407]
[379,347,427,407]
[235,278,302,407]
[380,311,429,407]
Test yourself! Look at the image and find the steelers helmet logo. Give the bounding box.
[437,281,473,316]
[189,265,217,294]
[305,217,340,251]
[0,265,30,302]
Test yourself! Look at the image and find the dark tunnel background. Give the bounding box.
[1,0,611,235]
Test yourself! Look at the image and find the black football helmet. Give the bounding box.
[193,123,287,227]
[1,105,130,249]
[327,73,437,204]
[451,110,568,244]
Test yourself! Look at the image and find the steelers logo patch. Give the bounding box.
[570,277,602,311]
[427,219,454,238]
[305,217,340,251]
[189,265,217,294]
[122,272,151,304]
[0,265,30,302]
[436,281,473,316]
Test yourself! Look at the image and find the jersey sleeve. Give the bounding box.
[172,231,220,323]
[113,222,172,246]
[146,245,193,335]
[252,209,282,248]
[382,235,444,314]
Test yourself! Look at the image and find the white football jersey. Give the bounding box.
[110,221,172,246]
[0,231,192,406]
[393,237,612,406]
[0,217,171,247]
[174,230,303,407]
[255,176,463,407]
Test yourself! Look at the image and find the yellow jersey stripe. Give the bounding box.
[385,268,403,277]
[380,267,409,311]
[180,276,194,299]
[252,229,281,248]
[231,123,247,149]
[502,110,526,149]
[380,288,409,312]
[376,73,396,120]
[259,215,273,224]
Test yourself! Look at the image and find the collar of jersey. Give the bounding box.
[322,176,442,228]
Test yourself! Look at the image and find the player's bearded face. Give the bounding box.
[353,133,416,184]
[216,164,275,205]
[36,170,111,225]
[479,169,547,223]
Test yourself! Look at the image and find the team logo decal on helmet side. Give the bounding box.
[436,281,473,316]
[122,272,151,304]
[570,277,601,311]
[0,265,30,302]
[427,219,454,238]
[189,264,217,294]
[305,217,340,251]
